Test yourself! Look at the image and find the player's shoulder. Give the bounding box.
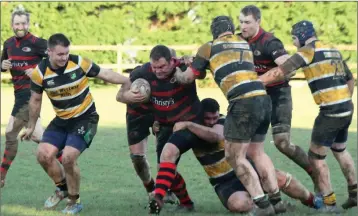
[4,36,15,46]
[35,58,49,76]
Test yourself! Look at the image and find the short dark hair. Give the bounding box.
[201,98,220,113]
[241,5,261,21]
[48,33,71,49]
[11,7,30,24]
[150,45,172,62]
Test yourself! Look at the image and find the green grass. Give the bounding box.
[0,83,357,216]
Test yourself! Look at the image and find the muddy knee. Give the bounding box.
[62,155,76,169]
[36,149,52,165]
[273,134,292,152]
[130,154,151,182]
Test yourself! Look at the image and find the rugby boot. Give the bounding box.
[342,196,357,209]
[273,200,295,214]
[62,198,83,214]
[148,195,164,215]
[163,190,178,205]
[44,187,68,209]
[252,204,276,216]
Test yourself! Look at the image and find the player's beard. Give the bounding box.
[14,29,28,38]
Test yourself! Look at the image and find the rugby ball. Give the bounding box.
[130,78,151,102]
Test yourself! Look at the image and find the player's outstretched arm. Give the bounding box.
[20,91,43,141]
[174,67,196,84]
[173,121,224,143]
[95,68,130,84]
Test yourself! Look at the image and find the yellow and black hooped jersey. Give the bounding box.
[192,115,236,186]
[294,40,353,115]
[31,54,101,119]
[191,34,267,101]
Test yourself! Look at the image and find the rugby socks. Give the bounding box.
[154,162,176,200]
[171,172,193,206]
[56,178,68,192]
[348,184,357,198]
[144,178,155,193]
[301,192,315,207]
[268,189,282,205]
[253,194,271,209]
[1,148,17,179]
[323,192,337,206]
[68,194,80,204]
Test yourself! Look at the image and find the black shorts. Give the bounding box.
[267,86,293,134]
[42,111,99,153]
[214,177,246,210]
[156,123,204,164]
[311,112,353,147]
[126,113,154,145]
[11,91,31,122]
[224,95,272,143]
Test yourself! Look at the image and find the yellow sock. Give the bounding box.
[323,192,336,206]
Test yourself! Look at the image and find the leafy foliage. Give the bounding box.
[1,2,356,86]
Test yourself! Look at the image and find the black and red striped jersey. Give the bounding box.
[1,32,47,94]
[129,60,202,125]
[239,28,289,89]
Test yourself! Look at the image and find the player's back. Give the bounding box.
[1,33,47,94]
[31,54,96,120]
[300,40,352,115]
[208,34,267,101]
[192,115,236,186]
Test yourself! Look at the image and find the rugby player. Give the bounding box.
[174,16,285,215]
[20,33,132,214]
[259,20,357,212]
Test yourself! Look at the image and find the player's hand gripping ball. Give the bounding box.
[130,78,151,102]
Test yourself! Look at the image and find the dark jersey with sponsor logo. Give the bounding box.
[192,115,237,186]
[239,28,289,88]
[129,60,202,125]
[1,32,47,95]
[31,54,100,120]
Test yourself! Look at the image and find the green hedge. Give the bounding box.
[1,2,356,87]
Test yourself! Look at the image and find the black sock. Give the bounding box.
[253,195,271,209]
[55,178,67,191]
[348,184,357,198]
[269,190,282,205]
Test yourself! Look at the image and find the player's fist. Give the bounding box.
[20,127,35,142]
[1,58,12,70]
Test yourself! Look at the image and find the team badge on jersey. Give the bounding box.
[22,47,31,52]
[254,50,261,56]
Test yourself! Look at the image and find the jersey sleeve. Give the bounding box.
[30,65,44,93]
[129,65,147,82]
[280,44,315,74]
[79,55,101,77]
[36,38,48,58]
[191,42,211,78]
[1,41,8,72]
[265,38,288,60]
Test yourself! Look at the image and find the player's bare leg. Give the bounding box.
[331,142,357,209]
[227,191,254,213]
[129,137,155,198]
[275,169,322,209]
[61,146,83,214]
[246,141,290,214]
[308,143,341,213]
[225,141,276,216]
[273,133,315,185]
[1,116,26,188]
